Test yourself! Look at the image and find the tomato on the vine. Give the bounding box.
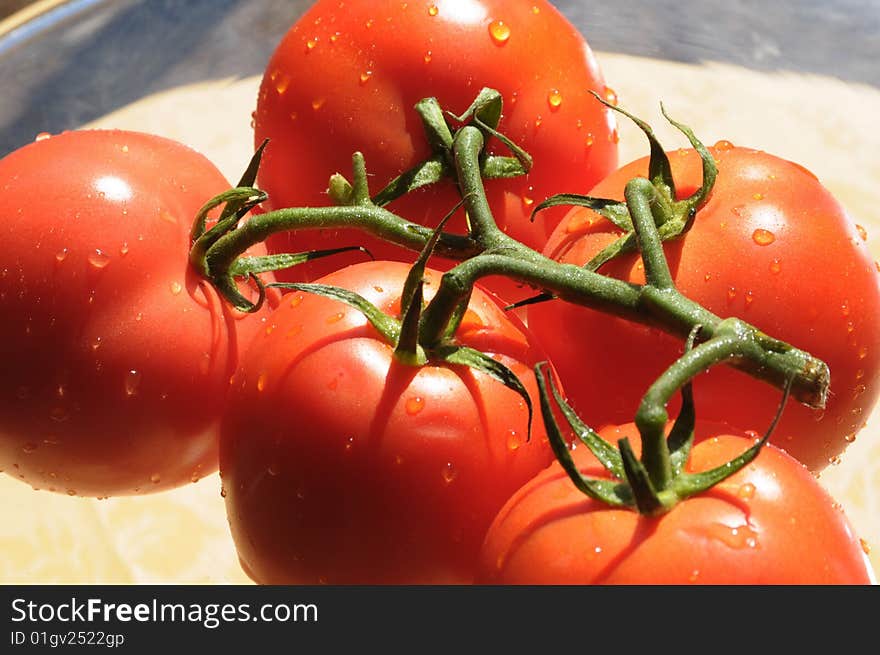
[527,145,880,471]
[0,130,275,497]
[253,0,618,302]
[220,260,556,584]
[478,422,875,584]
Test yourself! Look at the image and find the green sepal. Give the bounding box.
[534,363,632,507]
[544,363,624,478]
[228,246,372,277]
[415,97,456,152]
[619,438,665,515]
[481,155,529,179]
[437,345,533,440]
[268,282,402,345]
[660,104,717,213]
[446,87,504,132]
[371,157,449,207]
[220,139,268,221]
[531,194,631,232]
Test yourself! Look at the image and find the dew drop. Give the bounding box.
[274,73,291,95]
[858,345,868,360]
[290,294,304,308]
[752,192,764,201]
[603,86,618,106]
[267,463,280,476]
[220,486,227,498]
[55,248,69,263]
[442,462,457,484]
[66,489,77,497]
[521,194,534,207]
[344,436,355,452]
[124,369,141,397]
[726,286,737,303]
[49,407,69,422]
[534,115,542,128]
[306,37,318,51]
[405,396,425,415]
[854,383,867,396]
[170,281,183,295]
[752,229,775,246]
[584,133,595,148]
[427,4,438,16]
[265,323,276,336]
[312,97,326,111]
[359,70,373,85]
[150,472,161,484]
[488,20,511,45]
[286,325,302,338]
[120,241,129,256]
[35,131,52,141]
[609,129,620,144]
[256,373,267,392]
[190,470,201,484]
[829,455,842,466]
[688,569,701,583]
[364,18,374,28]
[22,442,37,454]
[744,290,754,307]
[88,249,110,269]
[708,522,759,549]
[423,50,432,63]
[860,538,871,555]
[856,224,867,241]
[506,430,521,451]
[326,311,344,324]
[713,139,734,151]
[841,300,850,316]
[769,259,781,274]
[737,482,756,500]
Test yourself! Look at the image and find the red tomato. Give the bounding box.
[220,260,556,584]
[478,423,875,584]
[254,0,617,303]
[527,145,880,471]
[0,130,274,497]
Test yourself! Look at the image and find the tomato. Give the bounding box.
[220,260,557,584]
[254,0,617,303]
[478,422,875,584]
[0,130,275,497]
[527,145,880,471]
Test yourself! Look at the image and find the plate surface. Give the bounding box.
[1,0,878,583]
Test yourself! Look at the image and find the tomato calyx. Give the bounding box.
[534,326,794,516]
[510,97,718,311]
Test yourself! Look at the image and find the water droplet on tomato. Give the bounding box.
[49,407,69,422]
[326,311,344,324]
[312,97,326,111]
[854,383,867,397]
[265,323,276,336]
[856,224,868,241]
[846,321,855,334]
[713,139,734,151]
[708,522,759,549]
[220,486,227,498]
[274,73,291,95]
[148,472,160,484]
[584,133,594,148]
[267,463,280,476]
[344,436,355,452]
[330,31,340,43]
[88,249,110,269]
[726,286,737,303]
[737,482,756,500]
[769,259,781,274]
[603,86,618,106]
[506,430,521,451]
[521,194,534,207]
[752,192,764,201]
[609,129,620,144]
[841,300,850,316]
[22,442,37,454]
[829,455,843,466]
[427,4,438,16]
[190,470,201,484]
[488,20,511,45]
[306,37,318,51]
[547,89,563,110]
[858,345,868,359]
[256,373,267,392]
[405,396,425,415]
[534,115,543,128]
[55,248,69,263]
[124,370,141,397]
[120,241,129,256]
[423,50,432,63]
[170,281,183,295]
[35,132,52,142]
[359,70,373,85]
[442,462,457,484]
[751,229,775,246]
[66,489,77,497]
[289,294,304,308]
[744,290,754,307]
[688,569,701,583]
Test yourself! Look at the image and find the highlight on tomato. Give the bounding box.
[477,367,875,585]
[219,260,558,584]
[527,141,880,472]
[253,0,618,302]
[0,130,275,497]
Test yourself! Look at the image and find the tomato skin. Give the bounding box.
[527,145,880,471]
[254,0,617,303]
[0,130,274,497]
[221,260,557,584]
[478,423,875,584]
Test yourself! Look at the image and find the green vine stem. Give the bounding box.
[191,89,829,414]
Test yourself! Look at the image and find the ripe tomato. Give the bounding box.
[527,145,880,471]
[253,0,617,302]
[0,130,274,497]
[478,423,875,584]
[220,260,556,584]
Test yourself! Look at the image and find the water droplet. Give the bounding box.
[344,436,355,452]
[290,294,304,308]
[441,462,457,484]
[405,396,425,415]
[124,370,141,397]
[841,300,850,316]
[55,248,69,263]
[854,383,867,396]
[488,19,510,45]
[359,70,373,85]
[708,522,759,549]
[149,472,161,484]
[49,407,69,422]
[220,486,227,498]
[190,470,201,483]
[769,259,781,274]
[531,4,540,13]
[726,286,737,303]
[170,281,183,295]
[713,139,734,151]
[752,228,775,246]
[312,97,326,111]
[306,37,318,51]
[737,482,756,500]
[846,321,855,334]
[858,346,868,359]
[265,323,276,336]
[609,129,620,144]
[256,373,267,392]
[829,455,842,466]
[395,454,404,466]
[534,115,543,128]
[267,463,280,476]
[521,194,534,207]
[22,442,37,454]
[364,18,374,28]
[584,133,594,148]
[66,489,77,497]
[547,88,563,110]
[88,249,110,269]
[856,224,867,241]
[744,290,754,307]
[752,192,764,201]
[855,368,865,380]
[274,72,291,94]
[860,538,871,555]
[120,241,129,256]
[688,569,701,583]
[326,312,344,324]
[423,50,432,63]
[506,430,521,451]
[603,86,618,106]
[427,4,438,16]
[330,31,340,43]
